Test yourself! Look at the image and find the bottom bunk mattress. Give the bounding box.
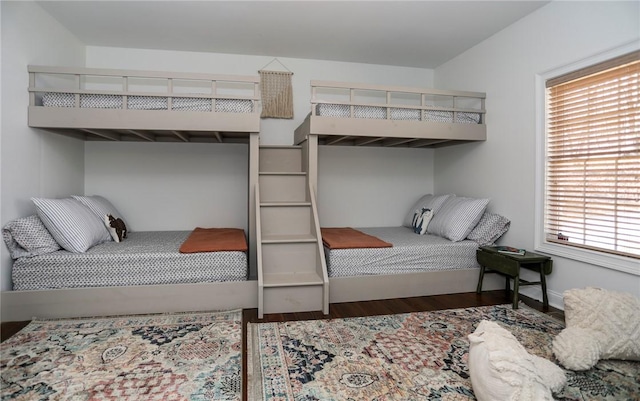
[12,231,248,291]
[325,226,480,277]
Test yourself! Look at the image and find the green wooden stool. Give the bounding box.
[476,246,553,309]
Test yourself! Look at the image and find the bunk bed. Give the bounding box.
[27,65,261,141]
[322,205,510,303]
[4,226,253,321]
[2,66,262,322]
[294,81,499,303]
[294,80,486,148]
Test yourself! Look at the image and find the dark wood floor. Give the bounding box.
[1,290,564,401]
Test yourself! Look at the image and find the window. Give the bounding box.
[543,50,639,262]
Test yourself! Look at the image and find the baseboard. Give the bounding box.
[519,286,564,310]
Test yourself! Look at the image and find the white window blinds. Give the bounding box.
[545,51,640,259]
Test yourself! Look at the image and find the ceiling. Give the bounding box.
[38,1,550,69]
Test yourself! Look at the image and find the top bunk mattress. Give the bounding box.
[325,226,480,277]
[42,93,254,113]
[316,103,481,124]
[12,231,248,291]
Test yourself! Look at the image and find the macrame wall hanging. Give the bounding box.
[259,58,293,119]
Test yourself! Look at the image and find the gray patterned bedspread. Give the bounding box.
[12,231,248,290]
[325,226,480,277]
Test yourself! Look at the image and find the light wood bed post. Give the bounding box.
[29,70,36,107]
[301,134,319,196]
[302,133,329,315]
[249,132,260,280]
[248,76,261,280]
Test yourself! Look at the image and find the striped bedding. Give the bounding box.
[325,226,480,277]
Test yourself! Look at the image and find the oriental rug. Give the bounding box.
[1,310,242,400]
[248,304,639,401]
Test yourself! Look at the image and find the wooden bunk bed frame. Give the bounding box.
[295,81,500,304]
[294,80,487,148]
[28,65,261,142]
[2,281,258,322]
[2,66,262,322]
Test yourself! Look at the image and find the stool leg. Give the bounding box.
[540,264,549,308]
[476,265,486,294]
[513,274,520,309]
[505,276,510,298]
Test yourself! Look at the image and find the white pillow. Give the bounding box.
[427,196,489,241]
[551,327,602,371]
[403,194,453,227]
[468,320,566,401]
[411,208,433,235]
[552,287,640,370]
[32,197,111,253]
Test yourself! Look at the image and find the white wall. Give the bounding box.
[433,1,640,306]
[84,47,437,230]
[0,2,86,291]
[318,146,434,227]
[84,142,248,231]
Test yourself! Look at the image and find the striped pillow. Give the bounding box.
[427,196,490,241]
[31,197,111,253]
[72,195,124,222]
[403,194,453,227]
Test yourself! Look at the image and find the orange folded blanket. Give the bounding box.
[321,227,393,249]
[179,227,248,253]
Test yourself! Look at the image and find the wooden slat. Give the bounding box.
[410,139,450,147]
[310,80,486,99]
[81,128,120,141]
[383,137,418,147]
[354,137,384,146]
[170,130,189,142]
[125,130,155,142]
[28,65,259,84]
[325,136,349,145]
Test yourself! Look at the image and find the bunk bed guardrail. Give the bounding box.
[28,65,261,142]
[294,80,487,148]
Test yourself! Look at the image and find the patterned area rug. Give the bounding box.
[1,310,242,400]
[248,304,640,401]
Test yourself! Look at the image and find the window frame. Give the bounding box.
[534,41,640,277]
